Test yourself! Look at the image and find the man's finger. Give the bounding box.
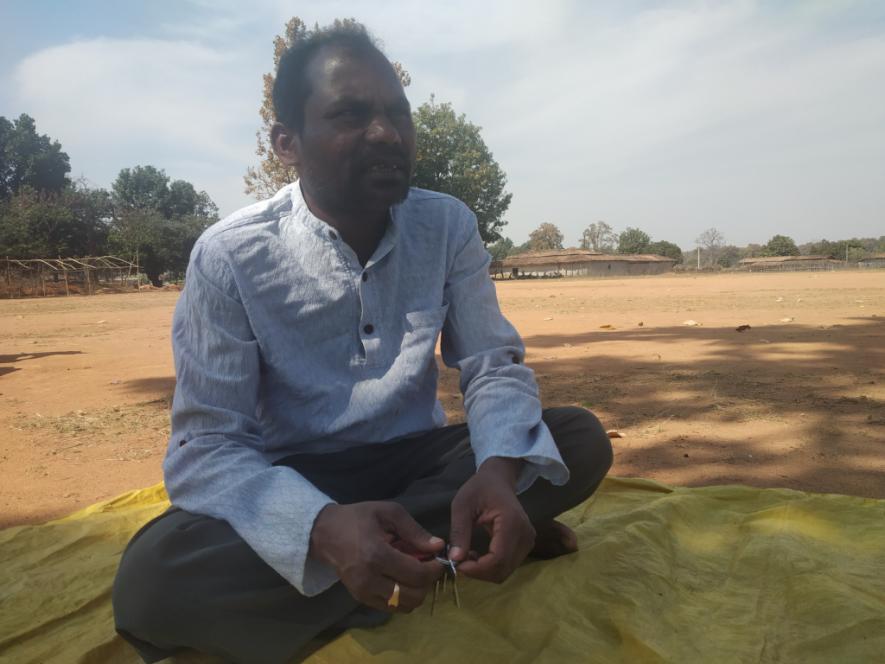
[448,496,475,562]
[373,544,444,588]
[456,550,509,583]
[457,515,524,582]
[384,504,445,555]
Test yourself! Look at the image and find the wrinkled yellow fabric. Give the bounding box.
[1,478,883,664]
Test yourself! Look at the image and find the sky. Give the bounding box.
[1,0,883,249]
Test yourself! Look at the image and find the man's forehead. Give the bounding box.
[307,46,401,99]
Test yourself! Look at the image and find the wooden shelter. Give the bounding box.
[2,256,139,298]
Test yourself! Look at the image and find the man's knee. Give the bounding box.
[113,513,189,654]
[543,406,613,491]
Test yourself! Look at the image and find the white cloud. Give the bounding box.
[7,1,885,245]
[444,2,885,245]
[12,37,261,214]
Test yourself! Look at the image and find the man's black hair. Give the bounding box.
[272,22,386,132]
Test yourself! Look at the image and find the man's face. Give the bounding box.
[293,46,416,215]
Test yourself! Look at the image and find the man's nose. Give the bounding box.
[365,114,401,144]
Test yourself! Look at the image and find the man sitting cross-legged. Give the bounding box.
[113,23,613,664]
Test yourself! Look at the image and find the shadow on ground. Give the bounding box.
[440,317,884,498]
[0,351,84,378]
[81,320,885,499]
[122,376,176,398]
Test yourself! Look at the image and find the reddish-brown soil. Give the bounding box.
[1,271,883,527]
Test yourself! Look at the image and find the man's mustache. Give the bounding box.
[358,148,411,170]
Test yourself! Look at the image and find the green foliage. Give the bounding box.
[716,245,743,268]
[112,166,217,220]
[527,222,564,251]
[763,234,800,257]
[617,227,651,254]
[0,184,111,258]
[510,241,532,256]
[800,237,885,260]
[109,165,218,285]
[580,221,616,252]
[412,98,511,244]
[647,240,683,263]
[0,114,217,286]
[0,114,71,201]
[741,244,765,259]
[487,236,514,261]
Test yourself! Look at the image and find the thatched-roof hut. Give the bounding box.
[496,249,676,278]
[858,254,885,269]
[737,255,840,272]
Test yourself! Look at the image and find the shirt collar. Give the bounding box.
[289,181,404,266]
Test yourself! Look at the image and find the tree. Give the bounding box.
[617,227,650,254]
[696,227,725,267]
[510,240,532,256]
[527,223,564,252]
[801,237,884,260]
[109,165,218,285]
[412,97,511,244]
[0,183,111,258]
[647,240,683,263]
[580,221,616,252]
[487,236,514,261]
[0,114,71,201]
[716,245,743,268]
[742,243,765,259]
[244,18,411,198]
[112,166,171,213]
[763,234,800,257]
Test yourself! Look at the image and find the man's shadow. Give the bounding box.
[0,351,84,377]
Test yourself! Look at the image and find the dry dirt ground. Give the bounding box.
[1,271,883,528]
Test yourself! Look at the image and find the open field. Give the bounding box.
[1,271,883,527]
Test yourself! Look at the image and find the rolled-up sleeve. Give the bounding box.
[163,240,339,596]
[440,211,569,493]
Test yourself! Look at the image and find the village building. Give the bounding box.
[492,249,677,278]
[737,255,841,272]
[858,253,885,269]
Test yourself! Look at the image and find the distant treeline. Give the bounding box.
[488,221,884,269]
[1,114,217,286]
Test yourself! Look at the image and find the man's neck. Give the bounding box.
[301,186,389,266]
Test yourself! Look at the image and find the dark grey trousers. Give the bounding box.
[113,406,612,664]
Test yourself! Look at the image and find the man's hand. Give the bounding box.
[448,457,536,583]
[309,501,446,612]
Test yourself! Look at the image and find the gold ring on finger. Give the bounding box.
[387,582,400,609]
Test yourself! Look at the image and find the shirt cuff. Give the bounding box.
[473,448,570,496]
[299,501,341,596]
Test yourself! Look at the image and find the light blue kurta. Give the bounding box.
[164,183,568,596]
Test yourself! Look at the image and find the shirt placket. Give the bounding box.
[357,226,397,368]
[324,227,385,368]
[358,267,381,367]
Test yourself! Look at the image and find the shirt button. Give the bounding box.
[363,323,374,335]
[328,230,338,240]
[361,272,368,282]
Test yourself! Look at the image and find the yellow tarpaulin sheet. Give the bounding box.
[1,478,884,663]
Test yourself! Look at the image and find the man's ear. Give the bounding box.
[271,122,301,169]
